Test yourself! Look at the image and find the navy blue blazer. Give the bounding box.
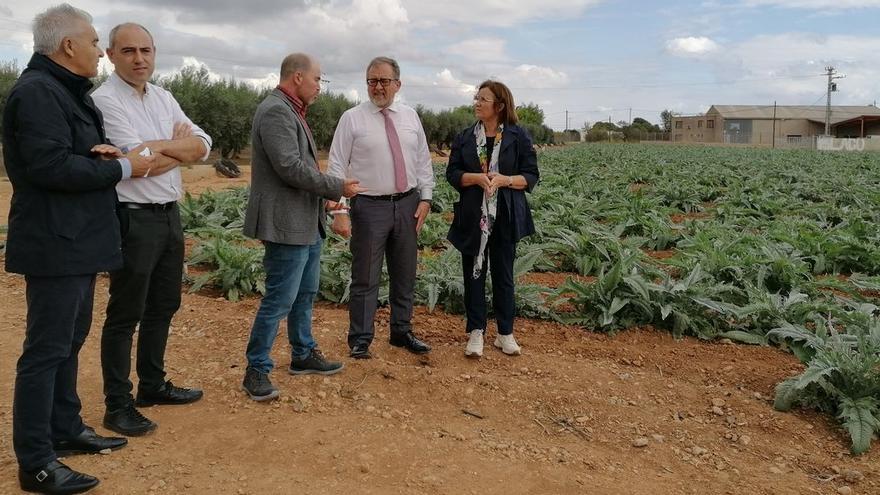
[3,54,123,276]
[445,122,539,256]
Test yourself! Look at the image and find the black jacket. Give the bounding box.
[3,53,123,276]
[445,122,539,256]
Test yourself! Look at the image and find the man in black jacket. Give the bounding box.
[3,4,158,494]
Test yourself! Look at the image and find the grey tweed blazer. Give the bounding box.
[244,89,343,245]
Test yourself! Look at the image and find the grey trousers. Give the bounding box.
[348,191,419,347]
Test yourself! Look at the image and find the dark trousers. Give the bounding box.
[347,192,419,347]
[461,230,516,335]
[14,274,95,470]
[101,205,183,410]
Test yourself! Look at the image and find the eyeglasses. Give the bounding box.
[473,95,496,104]
[367,78,399,87]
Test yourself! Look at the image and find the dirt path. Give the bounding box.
[0,271,876,494]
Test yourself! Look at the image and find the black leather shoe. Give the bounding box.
[135,380,203,407]
[19,459,99,494]
[349,344,372,359]
[104,404,157,437]
[389,332,431,354]
[53,426,127,456]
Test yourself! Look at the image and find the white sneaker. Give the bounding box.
[494,334,521,356]
[465,329,484,358]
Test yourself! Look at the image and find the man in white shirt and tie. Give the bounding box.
[328,56,435,359]
[92,23,211,437]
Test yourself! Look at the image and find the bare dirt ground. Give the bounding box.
[1,162,878,494]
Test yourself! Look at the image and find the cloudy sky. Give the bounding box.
[1,0,878,129]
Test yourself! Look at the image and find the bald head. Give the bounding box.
[280,53,312,82]
[108,23,154,49]
[278,52,322,106]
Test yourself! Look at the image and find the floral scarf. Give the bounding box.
[472,121,504,279]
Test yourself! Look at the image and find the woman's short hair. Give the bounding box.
[478,80,518,125]
[32,3,92,55]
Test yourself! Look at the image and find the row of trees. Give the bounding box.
[0,62,556,158]
[582,117,666,142]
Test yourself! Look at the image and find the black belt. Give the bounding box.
[119,201,177,210]
[359,188,416,202]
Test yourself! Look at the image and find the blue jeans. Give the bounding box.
[245,238,322,373]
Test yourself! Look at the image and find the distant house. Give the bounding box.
[671,105,880,146]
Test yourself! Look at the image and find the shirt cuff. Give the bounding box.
[198,136,211,161]
[118,158,132,179]
[419,189,433,201]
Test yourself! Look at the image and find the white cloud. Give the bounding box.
[444,37,508,63]
[743,0,880,9]
[715,33,880,103]
[665,36,720,57]
[404,0,603,27]
[434,68,476,94]
[509,64,569,88]
[396,68,475,109]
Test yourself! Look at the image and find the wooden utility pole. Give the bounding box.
[772,101,777,149]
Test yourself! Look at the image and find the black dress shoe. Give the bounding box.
[53,426,127,456]
[135,380,203,407]
[104,404,157,437]
[19,459,99,494]
[349,344,372,359]
[389,332,431,354]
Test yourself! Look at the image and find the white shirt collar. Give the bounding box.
[109,71,151,97]
[368,100,399,114]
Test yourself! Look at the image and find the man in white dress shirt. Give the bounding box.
[92,23,211,437]
[328,56,435,359]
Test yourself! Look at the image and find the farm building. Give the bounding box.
[671,105,880,146]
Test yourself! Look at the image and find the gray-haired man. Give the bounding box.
[4,4,158,494]
[328,56,435,359]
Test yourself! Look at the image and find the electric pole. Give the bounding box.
[824,66,845,136]
[565,109,569,131]
[772,101,777,149]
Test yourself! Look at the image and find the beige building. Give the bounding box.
[671,105,880,146]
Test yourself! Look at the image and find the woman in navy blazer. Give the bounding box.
[446,80,539,358]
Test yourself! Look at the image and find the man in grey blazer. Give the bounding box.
[241,53,363,401]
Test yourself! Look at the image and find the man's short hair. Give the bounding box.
[280,53,312,80]
[108,23,155,49]
[32,3,93,55]
[366,56,400,79]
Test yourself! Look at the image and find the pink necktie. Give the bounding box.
[380,108,408,193]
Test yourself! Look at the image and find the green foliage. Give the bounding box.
[516,103,545,126]
[319,232,353,303]
[180,188,248,232]
[768,319,880,454]
[183,188,261,301]
[417,213,449,249]
[0,60,21,138]
[308,92,357,149]
[414,247,464,313]
[159,66,263,159]
[660,110,674,133]
[188,235,265,302]
[416,105,477,151]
